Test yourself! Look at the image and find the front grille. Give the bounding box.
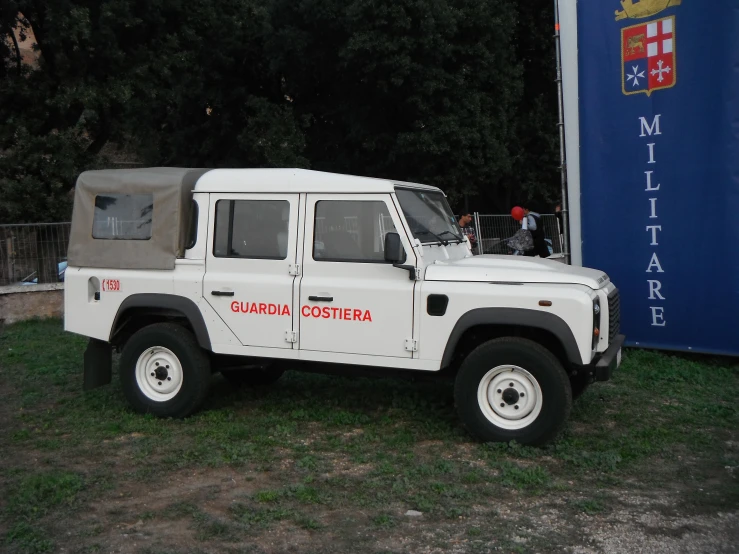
[608,289,620,340]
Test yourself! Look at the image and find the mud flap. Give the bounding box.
[83,338,112,391]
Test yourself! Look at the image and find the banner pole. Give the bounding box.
[554,0,571,265]
[473,212,483,255]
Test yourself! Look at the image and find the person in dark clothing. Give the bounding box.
[458,214,477,249]
[555,202,563,231]
[521,207,550,258]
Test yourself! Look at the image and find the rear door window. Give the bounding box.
[213,200,290,260]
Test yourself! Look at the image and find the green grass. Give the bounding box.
[5,471,84,520]
[1,319,738,553]
[192,511,236,541]
[1,469,84,552]
[254,490,280,503]
[572,497,607,515]
[498,462,550,490]
[372,513,395,528]
[230,503,294,529]
[4,523,54,554]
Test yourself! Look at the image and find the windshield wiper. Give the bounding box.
[415,228,450,245]
[438,230,463,242]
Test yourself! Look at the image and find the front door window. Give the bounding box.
[313,200,398,263]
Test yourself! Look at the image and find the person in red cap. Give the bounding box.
[512,205,550,258]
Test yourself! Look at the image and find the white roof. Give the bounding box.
[193,168,443,195]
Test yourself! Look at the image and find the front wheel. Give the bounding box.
[454,337,572,445]
[120,323,211,418]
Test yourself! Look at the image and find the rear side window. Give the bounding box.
[186,200,199,249]
[92,194,153,240]
[213,200,289,259]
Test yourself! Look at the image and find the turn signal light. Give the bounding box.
[594,328,600,336]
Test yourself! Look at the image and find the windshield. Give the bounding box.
[395,188,463,244]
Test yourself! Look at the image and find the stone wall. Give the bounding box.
[0,283,64,325]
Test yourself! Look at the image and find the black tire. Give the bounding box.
[454,337,572,446]
[220,364,285,387]
[120,323,211,418]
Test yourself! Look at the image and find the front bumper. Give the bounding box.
[591,334,625,382]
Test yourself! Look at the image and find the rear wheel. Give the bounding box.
[454,337,572,445]
[120,323,211,418]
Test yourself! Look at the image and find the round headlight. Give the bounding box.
[594,302,601,315]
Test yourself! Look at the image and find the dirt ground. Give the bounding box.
[55,467,738,554]
[1,320,737,553]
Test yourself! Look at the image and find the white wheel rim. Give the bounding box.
[477,365,543,430]
[135,346,184,402]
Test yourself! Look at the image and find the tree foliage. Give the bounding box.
[265,0,522,211]
[0,0,560,223]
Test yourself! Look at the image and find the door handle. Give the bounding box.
[211,290,235,297]
[308,295,333,302]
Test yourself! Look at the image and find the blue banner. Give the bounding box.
[576,0,739,356]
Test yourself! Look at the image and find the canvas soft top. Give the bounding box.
[67,167,211,270]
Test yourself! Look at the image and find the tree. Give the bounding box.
[0,0,560,223]
[0,0,307,224]
[507,0,560,212]
[118,0,307,169]
[266,0,523,211]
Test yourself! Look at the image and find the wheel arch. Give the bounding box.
[110,294,212,351]
[440,308,583,370]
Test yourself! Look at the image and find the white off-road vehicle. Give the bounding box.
[65,168,623,445]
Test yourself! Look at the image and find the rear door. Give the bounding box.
[204,194,299,349]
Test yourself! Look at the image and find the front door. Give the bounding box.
[204,193,299,349]
[298,194,417,358]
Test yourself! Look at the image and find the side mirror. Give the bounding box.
[384,232,406,264]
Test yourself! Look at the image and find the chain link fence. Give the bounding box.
[454,213,564,256]
[0,223,71,286]
[473,214,564,256]
[0,213,564,286]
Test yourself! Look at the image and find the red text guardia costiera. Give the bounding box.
[230,301,372,322]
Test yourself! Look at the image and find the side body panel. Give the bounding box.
[65,185,597,372]
[417,281,596,366]
[202,193,300,350]
[174,194,240,348]
[65,192,241,347]
[64,266,176,342]
[297,193,418,358]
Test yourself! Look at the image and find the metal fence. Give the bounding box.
[0,223,71,286]
[473,214,564,256]
[0,214,563,286]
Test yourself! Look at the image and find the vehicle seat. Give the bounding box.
[276,204,289,258]
[319,213,359,260]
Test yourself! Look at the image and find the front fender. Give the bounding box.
[440,308,583,368]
